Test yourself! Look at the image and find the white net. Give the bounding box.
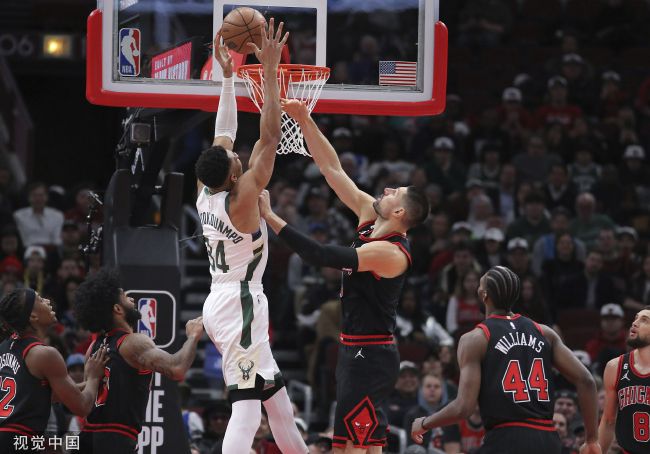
[238,64,330,156]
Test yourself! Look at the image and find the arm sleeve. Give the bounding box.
[278,223,358,271]
[214,76,237,142]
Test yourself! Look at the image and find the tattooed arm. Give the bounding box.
[119,317,203,381]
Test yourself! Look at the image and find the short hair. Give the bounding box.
[0,289,29,341]
[74,268,122,333]
[484,266,521,311]
[195,146,231,189]
[403,186,430,228]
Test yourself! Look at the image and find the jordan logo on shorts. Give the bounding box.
[355,348,365,359]
[344,396,378,447]
[238,359,254,381]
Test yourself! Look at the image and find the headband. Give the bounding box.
[21,288,36,328]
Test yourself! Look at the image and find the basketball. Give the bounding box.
[220,7,266,55]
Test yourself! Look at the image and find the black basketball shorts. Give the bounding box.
[332,342,399,450]
[478,426,561,454]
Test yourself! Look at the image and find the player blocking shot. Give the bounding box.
[194,19,308,454]
[260,99,430,453]
[410,266,601,454]
[599,306,650,454]
[0,289,108,453]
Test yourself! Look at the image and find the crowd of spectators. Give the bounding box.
[3,0,650,452]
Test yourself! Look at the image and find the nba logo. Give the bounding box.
[119,28,141,76]
[137,298,157,339]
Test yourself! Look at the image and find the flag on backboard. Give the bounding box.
[379,61,417,86]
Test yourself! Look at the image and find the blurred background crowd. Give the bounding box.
[3,0,650,453]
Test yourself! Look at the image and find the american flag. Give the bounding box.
[379,61,417,86]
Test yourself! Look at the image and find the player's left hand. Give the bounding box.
[578,442,602,454]
[411,417,429,444]
[213,31,233,78]
[258,189,273,219]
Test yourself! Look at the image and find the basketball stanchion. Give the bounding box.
[237,64,330,157]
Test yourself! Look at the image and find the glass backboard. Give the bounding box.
[87,0,447,115]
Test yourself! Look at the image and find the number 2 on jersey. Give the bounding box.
[205,239,229,273]
[502,358,549,403]
[0,376,17,418]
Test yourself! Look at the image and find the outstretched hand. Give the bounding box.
[213,31,234,77]
[281,99,310,123]
[247,17,289,68]
[84,345,109,381]
[258,189,274,220]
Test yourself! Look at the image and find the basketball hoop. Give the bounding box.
[237,64,330,157]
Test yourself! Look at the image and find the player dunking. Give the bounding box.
[410,266,601,454]
[0,289,108,452]
[599,306,650,454]
[195,20,307,454]
[73,269,204,453]
[259,100,430,453]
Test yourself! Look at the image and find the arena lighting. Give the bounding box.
[42,34,72,58]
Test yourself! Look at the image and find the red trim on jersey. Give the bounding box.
[476,323,490,341]
[370,271,382,280]
[0,427,34,436]
[339,333,394,346]
[359,231,407,242]
[84,422,139,435]
[105,328,128,338]
[116,333,130,349]
[630,350,650,378]
[340,333,392,339]
[532,321,544,335]
[395,242,412,266]
[85,339,97,359]
[523,418,554,425]
[5,423,36,433]
[83,427,138,440]
[488,313,521,320]
[138,369,152,375]
[492,421,556,432]
[22,341,44,358]
[356,220,375,232]
[615,354,624,389]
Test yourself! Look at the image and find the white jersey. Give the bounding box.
[196,188,268,285]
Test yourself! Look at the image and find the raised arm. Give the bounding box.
[228,19,288,230]
[411,328,486,444]
[543,325,601,453]
[598,357,620,453]
[29,345,108,417]
[120,317,203,381]
[281,99,375,219]
[199,31,237,196]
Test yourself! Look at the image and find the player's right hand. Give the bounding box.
[257,189,273,219]
[186,316,204,339]
[247,17,289,68]
[280,99,309,123]
[213,31,233,78]
[84,345,109,380]
[578,442,602,454]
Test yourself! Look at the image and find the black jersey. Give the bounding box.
[614,351,650,454]
[340,221,411,336]
[477,314,556,431]
[0,335,51,436]
[83,329,152,442]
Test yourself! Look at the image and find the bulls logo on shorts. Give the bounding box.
[343,396,379,446]
[137,298,157,339]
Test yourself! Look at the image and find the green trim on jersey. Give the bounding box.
[239,244,265,349]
